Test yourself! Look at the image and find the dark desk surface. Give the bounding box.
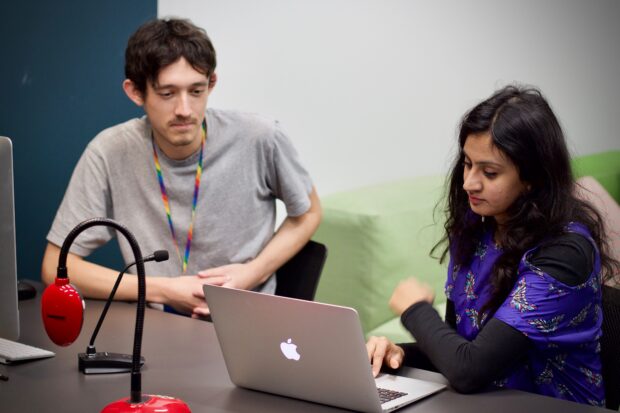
[1,294,608,412]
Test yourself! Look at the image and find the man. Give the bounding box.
[41,18,321,318]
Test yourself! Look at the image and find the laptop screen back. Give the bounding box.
[203,284,386,412]
[0,137,19,340]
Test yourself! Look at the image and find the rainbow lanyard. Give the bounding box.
[152,120,206,273]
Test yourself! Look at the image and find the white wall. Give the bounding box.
[159,0,620,196]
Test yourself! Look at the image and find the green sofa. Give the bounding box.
[312,150,620,343]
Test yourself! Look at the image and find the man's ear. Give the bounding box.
[122,79,145,106]
[208,72,218,90]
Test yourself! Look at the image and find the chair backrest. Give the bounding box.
[275,240,327,301]
[602,285,620,410]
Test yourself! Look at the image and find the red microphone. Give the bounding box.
[41,276,84,346]
[41,218,191,413]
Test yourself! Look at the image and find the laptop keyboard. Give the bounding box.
[377,387,408,404]
[0,337,55,364]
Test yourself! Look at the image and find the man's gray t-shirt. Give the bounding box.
[47,108,313,292]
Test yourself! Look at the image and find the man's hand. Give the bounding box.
[192,263,258,317]
[366,336,405,377]
[197,263,256,290]
[160,274,229,316]
[389,277,435,315]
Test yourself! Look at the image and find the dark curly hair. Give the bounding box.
[432,85,619,318]
[125,18,217,96]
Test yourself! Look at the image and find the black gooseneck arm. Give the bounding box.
[58,217,146,403]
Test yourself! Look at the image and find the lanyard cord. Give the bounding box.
[152,120,206,273]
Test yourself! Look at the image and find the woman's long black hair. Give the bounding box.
[433,85,619,318]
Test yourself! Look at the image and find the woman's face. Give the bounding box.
[462,132,528,225]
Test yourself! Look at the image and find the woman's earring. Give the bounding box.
[481,215,485,223]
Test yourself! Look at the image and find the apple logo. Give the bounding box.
[280,338,301,361]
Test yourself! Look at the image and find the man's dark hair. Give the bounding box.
[125,18,217,96]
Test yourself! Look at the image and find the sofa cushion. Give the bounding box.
[313,176,448,334]
[576,176,620,286]
[366,317,413,343]
[572,151,620,203]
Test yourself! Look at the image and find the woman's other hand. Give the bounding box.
[389,277,435,315]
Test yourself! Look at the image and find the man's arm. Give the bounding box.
[246,186,322,285]
[196,187,322,302]
[41,243,225,314]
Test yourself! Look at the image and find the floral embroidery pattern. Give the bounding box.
[588,276,600,293]
[557,383,574,398]
[445,284,454,300]
[587,399,605,407]
[510,279,537,312]
[474,242,487,259]
[593,304,601,323]
[569,304,591,327]
[528,315,564,333]
[580,367,602,387]
[465,308,480,330]
[535,363,553,385]
[464,271,477,300]
[548,284,567,297]
[575,282,588,291]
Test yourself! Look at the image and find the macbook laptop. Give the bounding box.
[203,284,446,412]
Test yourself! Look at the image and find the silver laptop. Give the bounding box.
[203,284,446,412]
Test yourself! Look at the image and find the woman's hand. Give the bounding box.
[389,277,435,315]
[366,336,405,377]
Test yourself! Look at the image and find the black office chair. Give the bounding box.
[602,284,620,411]
[275,240,327,301]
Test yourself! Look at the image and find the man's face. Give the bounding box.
[139,57,215,159]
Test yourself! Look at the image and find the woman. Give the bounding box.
[367,85,619,406]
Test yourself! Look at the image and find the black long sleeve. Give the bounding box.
[397,232,594,393]
[530,232,593,286]
[400,302,529,393]
[444,300,456,329]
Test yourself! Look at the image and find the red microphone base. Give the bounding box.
[101,395,191,412]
